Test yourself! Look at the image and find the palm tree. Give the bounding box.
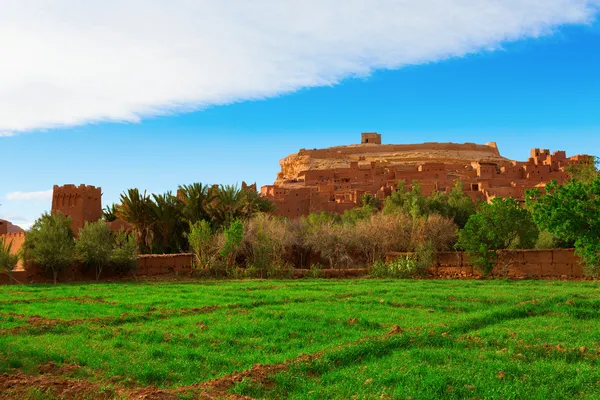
[209,184,244,228]
[102,204,119,222]
[209,184,275,228]
[117,189,154,253]
[151,192,185,253]
[178,183,215,225]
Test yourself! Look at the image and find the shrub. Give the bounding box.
[370,243,434,278]
[241,214,294,277]
[303,221,352,269]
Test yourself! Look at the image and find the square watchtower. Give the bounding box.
[361,132,381,144]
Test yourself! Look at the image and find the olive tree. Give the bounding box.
[24,213,75,284]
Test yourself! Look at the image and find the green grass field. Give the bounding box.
[1,279,600,399]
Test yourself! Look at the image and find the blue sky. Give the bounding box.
[1,2,599,228]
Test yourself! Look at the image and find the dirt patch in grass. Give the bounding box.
[0,295,118,306]
[0,372,120,400]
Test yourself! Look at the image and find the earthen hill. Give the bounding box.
[260,132,591,218]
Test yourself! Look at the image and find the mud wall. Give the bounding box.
[388,249,584,278]
[1,253,194,284]
[136,254,193,276]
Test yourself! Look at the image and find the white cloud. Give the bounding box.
[0,0,598,133]
[0,132,16,137]
[6,190,53,201]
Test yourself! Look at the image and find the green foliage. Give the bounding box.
[178,183,214,225]
[188,220,218,269]
[340,204,377,225]
[370,242,434,278]
[150,192,186,254]
[457,197,539,275]
[110,230,137,274]
[383,181,426,219]
[534,230,569,249]
[0,237,20,282]
[24,213,75,283]
[384,180,475,227]
[75,221,114,280]
[565,156,599,184]
[220,219,244,261]
[117,188,155,253]
[527,177,600,277]
[427,181,477,228]
[360,194,381,209]
[102,204,118,222]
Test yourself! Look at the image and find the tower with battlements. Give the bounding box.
[51,184,102,235]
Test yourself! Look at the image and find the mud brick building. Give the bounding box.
[261,133,592,218]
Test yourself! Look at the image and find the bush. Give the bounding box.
[241,214,295,277]
[370,243,434,278]
[303,221,352,269]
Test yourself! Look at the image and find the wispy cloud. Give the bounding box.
[6,190,53,201]
[0,1,599,133]
[0,132,16,137]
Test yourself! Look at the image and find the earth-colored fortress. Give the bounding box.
[261,133,591,218]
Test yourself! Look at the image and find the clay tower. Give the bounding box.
[51,184,102,235]
[361,132,382,144]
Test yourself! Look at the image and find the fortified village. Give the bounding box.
[0,132,592,277]
[261,132,591,218]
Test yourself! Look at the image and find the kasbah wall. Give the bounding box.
[0,132,594,283]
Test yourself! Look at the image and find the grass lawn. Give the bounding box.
[1,279,600,399]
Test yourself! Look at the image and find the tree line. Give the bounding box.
[2,157,597,281]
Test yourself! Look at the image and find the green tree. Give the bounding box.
[75,221,113,280]
[0,237,20,284]
[456,197,539,275]
[527,177,600,276]
[24,213,75,284]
